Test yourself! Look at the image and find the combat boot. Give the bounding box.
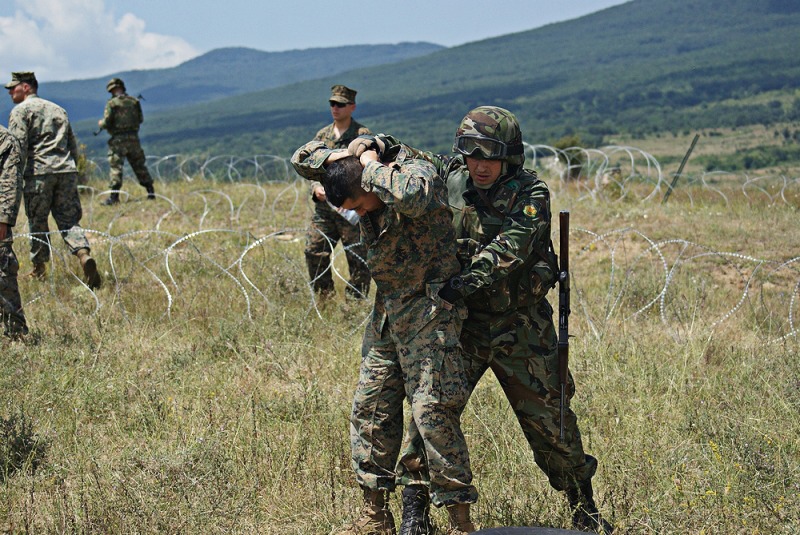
[566,481,614,534]
[445,503,476,534]
[102,192,119,206]
[145,184,155,200]
[26,262,46,280]
[76,248,102,290]
[336,488,396,535]
[400,485,433,535]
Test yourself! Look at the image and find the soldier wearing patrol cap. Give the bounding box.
[304,84,371,300]
[6,71,102,290]
[97,77,155,205]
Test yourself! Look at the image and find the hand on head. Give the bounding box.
[348,135,385,158]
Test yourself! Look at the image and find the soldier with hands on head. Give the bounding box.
[305,84,371,300]
[351,107,613,534]
[6,71,101,290]
[97,77,155,205]
[292,140,478,535]
[0,122,29,339]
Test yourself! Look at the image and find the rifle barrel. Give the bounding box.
[558,210,570,442]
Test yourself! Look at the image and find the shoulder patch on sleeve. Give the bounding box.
[523,204,539,218]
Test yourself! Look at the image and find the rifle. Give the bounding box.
[558,210,570,442]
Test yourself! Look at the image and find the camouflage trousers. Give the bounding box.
[350,304,478,506]
[305,201,370,298]
[23,173,91,264]
[0,237,28,337]
[107,135,153,192]
[398,299,598,493]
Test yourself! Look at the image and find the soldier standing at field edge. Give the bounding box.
[305,85,371,300]
[6,71,101,289]
[98,77,155,205]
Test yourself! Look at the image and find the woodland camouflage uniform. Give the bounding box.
[292,141,477,508]
[306,118,372,299]
[0,126,28,337]
[99,78,154,196]
[7,87,93,265]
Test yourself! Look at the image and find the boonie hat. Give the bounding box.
[5,71,37,89]
[329,85,357,104]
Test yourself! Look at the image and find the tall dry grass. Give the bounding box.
[1,174,797,534]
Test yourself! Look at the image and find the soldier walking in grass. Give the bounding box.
[292,141,478,534]
[0,123,29,339]
[349,107,613,534]
[304,85,371,300]
[97,77,155,205]
[6,72,101,290]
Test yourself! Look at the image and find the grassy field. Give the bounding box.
[1,168,798,534]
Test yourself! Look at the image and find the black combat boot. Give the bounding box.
[102,192,119,206]
[400,485,433,535]
[145,184,155,200]
[566,481,614,534]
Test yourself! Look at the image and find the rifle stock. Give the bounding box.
[558,210,570,442]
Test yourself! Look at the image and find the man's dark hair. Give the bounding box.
[325,156,364,207]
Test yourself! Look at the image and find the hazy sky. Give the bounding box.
[0,0,631,82]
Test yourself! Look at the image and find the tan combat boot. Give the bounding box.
[27,262,46,280]
[446,503,476,534]
[76,248,102,289]
[336,488,396,535]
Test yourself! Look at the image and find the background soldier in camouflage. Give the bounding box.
[350,107,613,534]
[97,77,155,205]
[305,85,371,300]
[292,141,477,534]
[6,71,101,289]
[0,124,28,338]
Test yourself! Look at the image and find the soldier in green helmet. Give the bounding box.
[349,106,613,534]
[97,77,155,205]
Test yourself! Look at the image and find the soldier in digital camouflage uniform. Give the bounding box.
[291,140,478,534]
[304,85,371,300]
[0,124,28,339]
[6,72,101,289]
[98,77,155,205]
[349,107,613,534]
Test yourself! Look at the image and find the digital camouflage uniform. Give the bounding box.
[8,94,92,264]
[292,141,477,506]
[0,126,28,337]
[306,121,371,298]
[99,90,154,193]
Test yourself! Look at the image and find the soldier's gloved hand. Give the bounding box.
[348,135,385,158]
[0,223,8,242]
[437,277,464,306]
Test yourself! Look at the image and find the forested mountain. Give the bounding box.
[70,0,800,160]
[0,43,443,124]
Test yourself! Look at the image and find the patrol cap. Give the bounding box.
[5,71,37,89]
[329,85,357,104]
[106,77,125,92]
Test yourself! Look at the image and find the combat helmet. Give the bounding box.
[106,77,125,92]
[453,106,525,167]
